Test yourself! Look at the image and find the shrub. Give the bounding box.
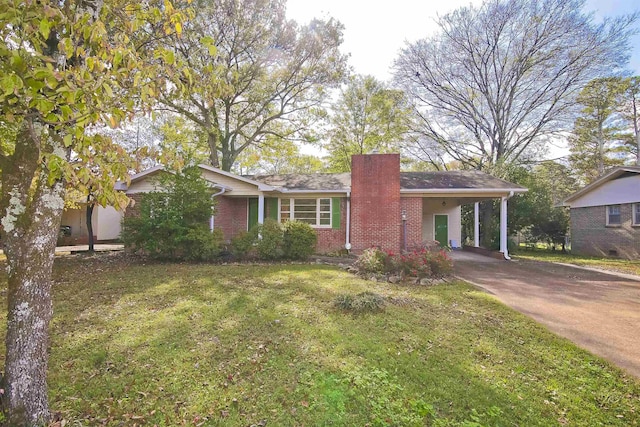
[230,229,257,258]
[427,249,454,277]
[353,246,454,280]
[354,247,387,274]
[394,251,432,278]
[334,291,386,313]
[182,227,224,261]
[255,219,284,260]
[122,166,219,261]
[283,220,317,260]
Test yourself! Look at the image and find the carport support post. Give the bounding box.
[258,194,265,225]
[474,202,480,247]
[500,196,510,260]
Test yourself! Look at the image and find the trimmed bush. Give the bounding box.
[182,227,224,261]
[255,219,284,260]
[283,220,317,260]
[230,229,258,258]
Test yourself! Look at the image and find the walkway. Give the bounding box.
[454,252,640,378]
[55,244,124,253]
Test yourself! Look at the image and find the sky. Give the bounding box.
[286,0,640,81]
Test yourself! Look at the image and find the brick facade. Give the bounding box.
[571,204,640,259]
[400,197,423,250]
[351,154,402,252]
[316,197,347,253]
[214,196,248,241]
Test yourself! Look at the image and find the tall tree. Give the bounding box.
[235,138,324,174]
[325,75,411,172]
[568,77,628,184]
[159,0,348,171]
[619,76,640,165]
[394,0,637,171]
[0,1,188,424]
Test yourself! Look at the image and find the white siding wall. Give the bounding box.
[421,199,462,246]
[96,206,122,240]
[571,175,640,208]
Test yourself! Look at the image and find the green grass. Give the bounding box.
[1,253,639,426]
[513,249,640,276]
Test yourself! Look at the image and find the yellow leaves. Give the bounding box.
[175,22,182,35]
[39,18,52,40]
[102,82,114,98]
[1,73,24,96]
[200,36,217,56]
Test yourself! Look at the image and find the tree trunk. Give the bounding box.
[207,132,220,168]
[86,194,95,252]
[1,121,66,426]
[480,200,495,248]
[636,129,640,166]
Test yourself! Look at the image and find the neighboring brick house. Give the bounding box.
[563,166,640,259]
[119,154,526,257]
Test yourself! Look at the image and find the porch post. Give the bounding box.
[474,202,480,247]
[258,194,265,225]
[499,196,510,260]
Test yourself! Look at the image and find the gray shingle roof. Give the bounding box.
[400,170,526,190]
[249,170,525,191]
[249,173,351,191]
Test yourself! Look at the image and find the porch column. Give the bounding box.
[474,202,480,247]
[499,196,510,260]
[258,194,265,225]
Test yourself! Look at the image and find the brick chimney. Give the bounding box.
[350,153,401,253]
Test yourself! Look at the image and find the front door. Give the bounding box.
[248,198,258,231]
[434,214,448,247]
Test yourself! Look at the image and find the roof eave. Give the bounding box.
[275,188,351,194]
[400,188,527,194]
[197,164,275,191]
[563,167,640,205]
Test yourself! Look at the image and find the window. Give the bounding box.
[280,198,331,227]
[606,205,621,226]
[634,203,640,226]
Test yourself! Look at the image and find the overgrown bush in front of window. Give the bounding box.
[255,219,285,260]
[230,219,318,261]
[283,220,317,260]
[122,167,222,261]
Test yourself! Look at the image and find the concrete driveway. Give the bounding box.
[453,252,640,378]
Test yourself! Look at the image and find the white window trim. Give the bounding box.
[606,204,622,226]
[633,203,640,226]
[279,197,332,228]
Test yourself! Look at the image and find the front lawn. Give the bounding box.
[512,249,640,277]
[1,254,639,426]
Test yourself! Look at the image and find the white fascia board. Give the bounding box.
[400,188,527,195]
[197,164,275,191]
[276,188,350,194]
[116,164,165,191]
[563,167,640,205]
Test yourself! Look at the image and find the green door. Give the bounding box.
[434,215,448,247]
[248,198,258,231]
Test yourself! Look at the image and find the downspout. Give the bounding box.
[345,191,351,251]
[501,191,515,260]
[210,187,226,232]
